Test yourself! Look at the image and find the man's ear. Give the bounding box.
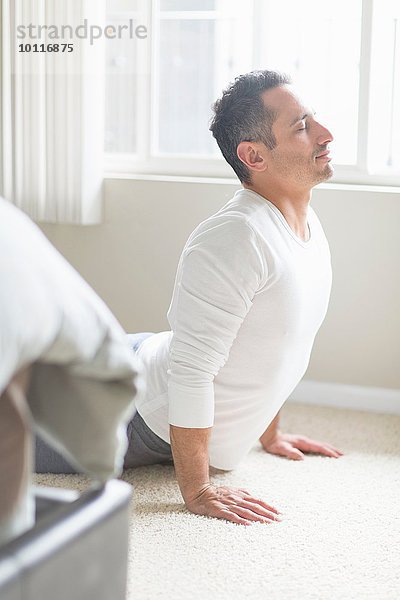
[237,142,267,174]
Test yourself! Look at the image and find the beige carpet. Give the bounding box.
[34,403,400,600]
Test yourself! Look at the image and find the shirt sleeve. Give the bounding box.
[167,217,267,428]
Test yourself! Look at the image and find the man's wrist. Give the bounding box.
[260,428,281,449]
[169,424,212,504]
[182,482,213,506]
[259,412,281,448]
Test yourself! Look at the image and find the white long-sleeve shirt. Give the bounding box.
[136,188,332,470]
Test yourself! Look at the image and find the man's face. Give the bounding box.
[261,85,334,187]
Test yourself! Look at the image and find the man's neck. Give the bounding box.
[243,182,312,242]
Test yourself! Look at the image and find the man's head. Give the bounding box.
[210,70,334,189]
[210,70,290,184]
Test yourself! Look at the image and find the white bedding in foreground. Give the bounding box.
[0,197,143,482]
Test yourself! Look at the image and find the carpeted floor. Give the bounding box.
[34,403,400,600]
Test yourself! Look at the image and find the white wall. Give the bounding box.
[39,177,400,390]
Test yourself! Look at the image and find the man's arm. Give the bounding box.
[167,220,283,524]
[170,424,282,526]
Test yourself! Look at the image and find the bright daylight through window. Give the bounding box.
[105,0,400,185]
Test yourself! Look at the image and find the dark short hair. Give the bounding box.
[209,70,292,183]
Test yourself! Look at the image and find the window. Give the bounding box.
[105,0,400,185]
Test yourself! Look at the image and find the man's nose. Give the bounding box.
[317,123,334,145]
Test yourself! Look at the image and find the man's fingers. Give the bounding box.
[271,441,305,461]
[230,505,274,524]
[288,448,305,460]
[186,486,283,526]
[237,488,251,495]
[300,441,343,457]
[241,494,282,515]
[322,448,342,458]
[218,503,280,526]
[219,509,252,526]
[324,443,344,456]
[292,453,304,460]
[239,499,282,521]
[236,488,282,514]
[293,437,343,457]
[267,434,344,459]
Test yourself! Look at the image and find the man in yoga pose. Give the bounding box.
[36,70,343,525]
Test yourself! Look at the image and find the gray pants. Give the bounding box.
[35,333,173,474]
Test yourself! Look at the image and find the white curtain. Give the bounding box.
[0,0,105,224]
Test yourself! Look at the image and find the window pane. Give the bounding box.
[368,0,400,172]
[154,2,254,155]
[105,1,146,155]
[255,0,362,166]
[106,0,138,12]
[105,25,138,153]
[155,19,216,155]
[159,0,215,11]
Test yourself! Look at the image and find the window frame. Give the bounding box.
[104,0,400,187]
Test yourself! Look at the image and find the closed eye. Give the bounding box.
[294,111,316,132]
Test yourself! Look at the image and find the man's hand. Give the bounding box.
[170,424,282,526]
[261,431,344,461]
[185,483,282,526]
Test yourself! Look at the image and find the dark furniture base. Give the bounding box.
[0,480,132,600]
